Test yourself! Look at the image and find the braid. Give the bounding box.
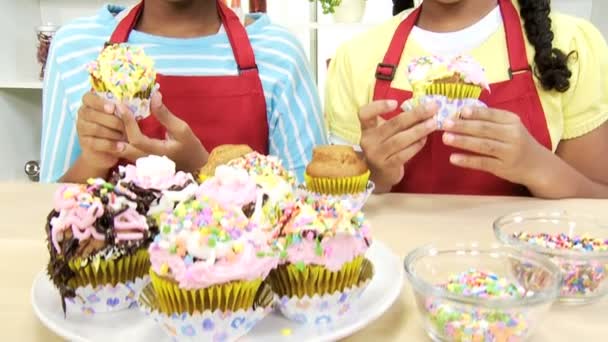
[517,0,574,92]
[392,0,415,15]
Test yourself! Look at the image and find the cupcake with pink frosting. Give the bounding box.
[405,55,490,128]
[45,178,158,315]
[140,170,276,340]
[113,155,198,219]
[267,194,374,324]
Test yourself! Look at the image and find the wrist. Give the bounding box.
[370,167,402,193]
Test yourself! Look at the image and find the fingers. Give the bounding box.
[460,106,518,124]
[385,138,427,167]
[443,133,508,157]
[376,103,437,140]
[150,92,191,140]
[82,91,115,114]
[118,104,167,156]
[449,153,503,174]
[381,118,434,158]
[442,117,509,141]
[359,100,399,130]
[119,144,147,162]
[80,136,125,154]
[78,103,124,133]
[77,119,123,140]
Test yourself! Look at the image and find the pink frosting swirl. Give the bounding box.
[50,185,105,253]
[150,242,278,289]
[119,155,192,190]
[114,208,149,243]
[448,55,490,90]
[285,234,369,272]
[196,165,258,208]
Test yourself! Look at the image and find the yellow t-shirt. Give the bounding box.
[325,9,608,150]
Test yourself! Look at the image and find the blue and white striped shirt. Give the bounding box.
[41,4,327,183]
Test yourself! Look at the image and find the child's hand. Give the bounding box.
[358,100,437,192]
[441,106,549,187]
[118,92,209,173]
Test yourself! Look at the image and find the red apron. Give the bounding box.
[109,0,269,155]
[373,0,552,196]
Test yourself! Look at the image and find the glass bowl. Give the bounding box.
[404,243,561,342]
[494,210,608,305]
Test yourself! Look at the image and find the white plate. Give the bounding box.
[31,241,403,342]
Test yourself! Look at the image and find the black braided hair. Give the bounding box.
[392,0,415,15]
[517,0,574,92]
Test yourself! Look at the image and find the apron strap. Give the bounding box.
[499,0,531,78]
[373,7,420,100]
[108,0,258,74]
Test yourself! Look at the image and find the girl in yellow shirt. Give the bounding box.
[325,0,608,198]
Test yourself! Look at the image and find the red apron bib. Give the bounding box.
[109,0,269,155]
[373,0,552,196]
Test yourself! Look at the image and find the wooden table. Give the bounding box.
[1,183,606,341]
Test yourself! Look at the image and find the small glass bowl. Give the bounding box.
[494,210,608,305]
[404,243,561,342]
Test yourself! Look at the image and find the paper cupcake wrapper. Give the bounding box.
[150,270,264,315]
[68,249,150,289]
[65,276,149,315]
[296,181,375,213]
[267,257,373,298]
[275,278,371,326]
[92,83,159,121]
[426,83,483,100]
[401,95,488,129]
[139,282,274,342]
[304,170,370,196]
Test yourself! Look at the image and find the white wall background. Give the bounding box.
[0,0,602,182]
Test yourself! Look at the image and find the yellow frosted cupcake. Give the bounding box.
[46,179,157,314]
[304,145,370,195]
[87,43,157,120]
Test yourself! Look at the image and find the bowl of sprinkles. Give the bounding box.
[404,243,561,342]
[494,210,608,305]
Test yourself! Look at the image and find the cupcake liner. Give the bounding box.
[149,271,264,315]
[65,276,149,315]
[275,278,372,326]
[139,282,274,342]
[68,249,150,289]
[268,257,372,298]
[304,170,370,196]
[401,95,487,129]
[426,83,482,100]
[295,181,375,213]
[93,83,159,121]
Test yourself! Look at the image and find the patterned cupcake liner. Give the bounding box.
[139,282,275,342]
[295,181,375,213]
[65,276,149,315]
[401,95,487,129]
[94,83,159,121]
[275,278,371,327]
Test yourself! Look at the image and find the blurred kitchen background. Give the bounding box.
[0,0,599,181]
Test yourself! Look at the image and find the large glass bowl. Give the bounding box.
[494,210,608,305]
[404,243,561,342]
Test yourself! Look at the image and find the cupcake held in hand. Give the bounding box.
[87,43,157,120]
[304,145,371,196]
[404,55,490,128]
[46,179,158,315]
[268,195,374,325]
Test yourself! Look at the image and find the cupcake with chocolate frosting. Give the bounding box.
[46,178,158,315]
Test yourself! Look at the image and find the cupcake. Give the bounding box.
[304,145,370,195]
[87,43,157,120]
[405,55,490,128]
[268,195,374,324]
[141,173,276,340]
[46,179,158,315]
[113,155,198,219]
[197,144,254,183]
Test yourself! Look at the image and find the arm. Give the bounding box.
[267,38,327,182]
